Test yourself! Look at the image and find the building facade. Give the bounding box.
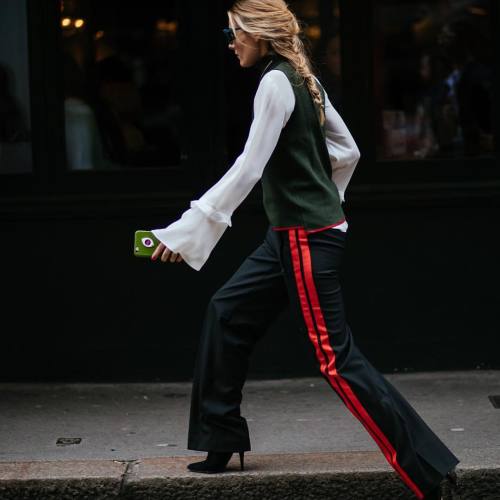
[1,0,499,381]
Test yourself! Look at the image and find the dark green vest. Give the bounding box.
[257,54,345,230]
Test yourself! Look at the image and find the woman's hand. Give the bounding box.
[151,242,183,263]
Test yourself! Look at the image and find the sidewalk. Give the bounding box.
[0,371,499,499]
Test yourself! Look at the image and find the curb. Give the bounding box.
[0,452,498,499]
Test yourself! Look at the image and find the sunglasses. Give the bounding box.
[222,27,242,44]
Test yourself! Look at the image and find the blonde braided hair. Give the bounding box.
[228,0,325,126]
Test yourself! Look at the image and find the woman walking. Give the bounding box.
[150,1,459,498]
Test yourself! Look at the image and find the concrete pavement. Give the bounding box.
[0,370,499,499]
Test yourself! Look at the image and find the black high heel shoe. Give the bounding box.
[187,450,245,473]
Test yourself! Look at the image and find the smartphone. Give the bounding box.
[134,230,161,258]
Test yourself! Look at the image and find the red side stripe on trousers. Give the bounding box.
[289,228,424,500]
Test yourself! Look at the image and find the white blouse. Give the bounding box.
[151,69,361,271]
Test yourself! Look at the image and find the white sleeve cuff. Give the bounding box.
[151,204,229,271]
[190,199,232,227]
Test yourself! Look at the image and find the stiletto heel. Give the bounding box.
[239,451,245,471]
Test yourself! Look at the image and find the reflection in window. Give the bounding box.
[0,0,32,174]
[374,1,494,161]
[60,0,181,171]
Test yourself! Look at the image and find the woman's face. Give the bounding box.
[227,17,268,68]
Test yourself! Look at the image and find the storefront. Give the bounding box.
[1,0,498,381]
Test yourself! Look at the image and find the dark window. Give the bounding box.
[60,0,181,171]
[374,0,495,161]
[0,0,33,175]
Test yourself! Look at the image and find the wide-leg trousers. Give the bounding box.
[187,225,459,499]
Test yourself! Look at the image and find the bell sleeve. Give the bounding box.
[151,70,295,271]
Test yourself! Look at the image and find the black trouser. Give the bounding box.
[187,225,459,499]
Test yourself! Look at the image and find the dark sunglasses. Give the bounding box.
[222,27,242,44]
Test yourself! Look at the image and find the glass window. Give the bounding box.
[374,0,495,161]
[0,0,33,175]
[60,0,181,171]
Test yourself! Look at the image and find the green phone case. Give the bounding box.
[134,230,161,258]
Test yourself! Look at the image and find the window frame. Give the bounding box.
[337,0,500,201]
[0,0,226,206]
[2,0,499,213]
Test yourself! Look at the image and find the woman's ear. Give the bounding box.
[260,39,270,51]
